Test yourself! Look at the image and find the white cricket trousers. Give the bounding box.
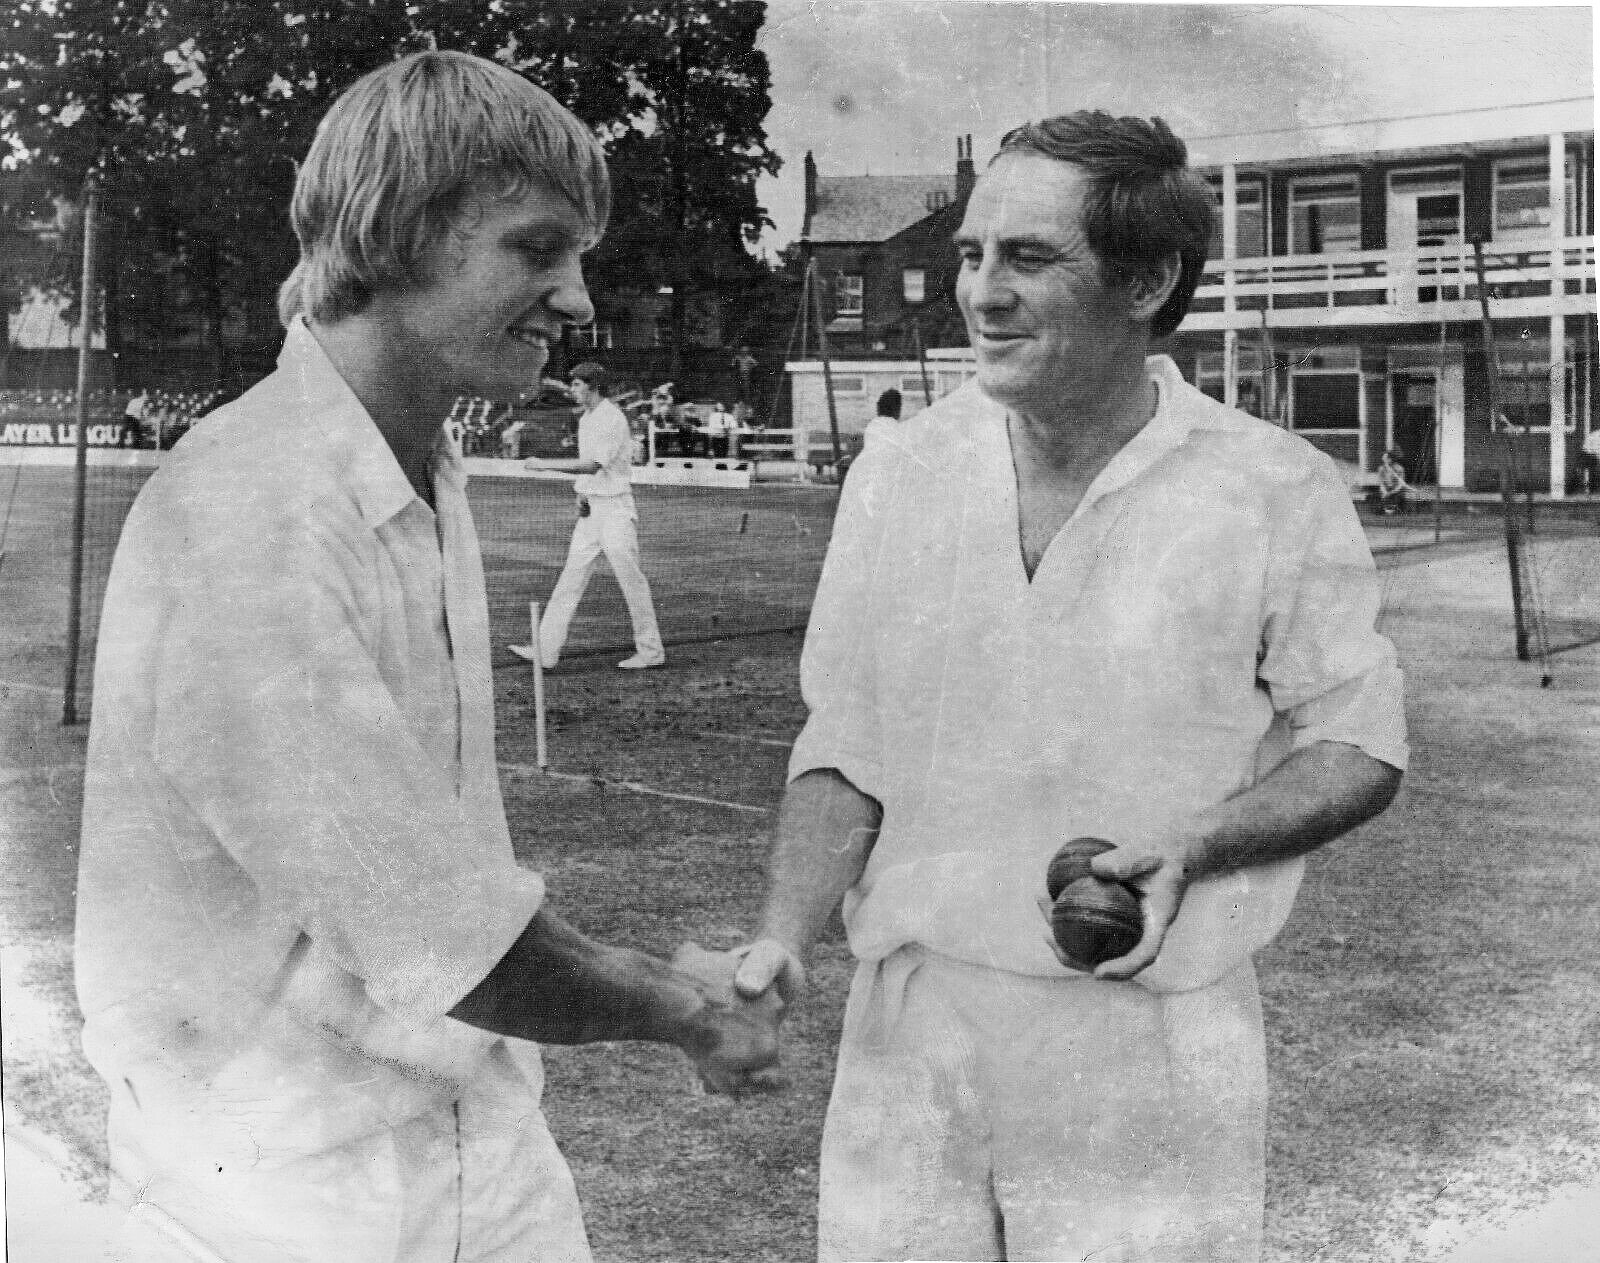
[819,949,1266,1262]
[99,1048,591,1263]
[539,493,664,662]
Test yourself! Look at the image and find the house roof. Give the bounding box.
[805,174,956,244]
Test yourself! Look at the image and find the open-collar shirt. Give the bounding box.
[790,355,1407,992]
[77,318,545,1156]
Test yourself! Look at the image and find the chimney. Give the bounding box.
[801,150,818,239]
[955,134,975,204]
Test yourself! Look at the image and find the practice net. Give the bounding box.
[2,395,841,719]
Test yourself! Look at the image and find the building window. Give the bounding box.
[829,375,865,395]
[1497,343,1577,433]
[1289,174,1362,255]
[1289,371,1362,431]
[1192,348,1278,420]
[574,322,614,349]
[902,268,926,304]
[925,190,951,212]
[1494,154,1580,243]
[1208,177,1266,258]
[835,273,864,317]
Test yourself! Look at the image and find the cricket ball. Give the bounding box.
[1050,876,1143,973]
[1045,836,1117,901]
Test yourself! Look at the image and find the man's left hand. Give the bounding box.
[671,942,788,1095]
[1035,833,1206,981]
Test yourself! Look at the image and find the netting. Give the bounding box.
[0,455,839,716]
[470,475,836,666]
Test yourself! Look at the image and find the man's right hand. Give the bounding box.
[671,942,792,1094]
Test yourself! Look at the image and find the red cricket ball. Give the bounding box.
[1045,836,1116,901]
[1050,876,1143,973]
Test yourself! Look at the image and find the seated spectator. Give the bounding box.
[122,390,149,447]
[1377,449,1410,515]
[707,404,735,457]
[501,416,525,459]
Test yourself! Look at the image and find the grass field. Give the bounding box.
[2,461,1599,1261]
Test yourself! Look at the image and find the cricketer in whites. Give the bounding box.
[74,51,782,1263]
[708,112,1408,1261]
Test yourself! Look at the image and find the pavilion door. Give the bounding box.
[1388,169,1464,305]
[1390,371,1440,484]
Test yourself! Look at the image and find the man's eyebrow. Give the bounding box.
[951,233,1060,252]
[998,235,1060,252]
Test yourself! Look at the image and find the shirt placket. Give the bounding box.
[433,456,496,801]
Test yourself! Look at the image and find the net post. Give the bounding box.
[62,178,99,726]
[530,601,548,770]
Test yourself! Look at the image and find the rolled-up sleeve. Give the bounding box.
[787,451,898,803]
[149,500,543,1031]
[1258,459,1409,771]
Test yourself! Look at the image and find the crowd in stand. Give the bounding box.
[1,388,127,422]
[0,387,232,448]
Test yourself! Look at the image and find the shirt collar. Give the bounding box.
[980,354,1246,523]
[280,316,431,528]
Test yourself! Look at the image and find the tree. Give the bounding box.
[2,0,427,376]
[1,0,780,381]
[425,0,781,370]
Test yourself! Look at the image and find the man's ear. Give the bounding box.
[1128,252,1182,324]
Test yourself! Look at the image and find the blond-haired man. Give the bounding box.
[77,51,778,1263]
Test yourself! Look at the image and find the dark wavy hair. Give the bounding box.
[996,112,1214,338]
[569,361,611,396]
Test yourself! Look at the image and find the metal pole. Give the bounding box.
[807,259,842,469]
[913,319,933,405]
[1434,319,1446,543]
[1471,239,1531,662]
[1258,309,1274,422]
[529,601,548,770]
[63,180,98,725]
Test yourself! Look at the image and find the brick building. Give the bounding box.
[798,136,978,356]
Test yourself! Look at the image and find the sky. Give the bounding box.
[752,1,1596,250]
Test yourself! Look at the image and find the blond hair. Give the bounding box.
[277,50,610,327]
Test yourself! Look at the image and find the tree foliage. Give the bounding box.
[0,0,780,369]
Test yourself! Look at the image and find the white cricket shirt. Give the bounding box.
[790,356,1408,992]
[573,397,635,497]
[76,318,547,1159]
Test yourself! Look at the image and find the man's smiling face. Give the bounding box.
[954,154,1139,416]
[384,177,597,406]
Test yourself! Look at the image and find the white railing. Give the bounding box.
[1191,236,1595,325]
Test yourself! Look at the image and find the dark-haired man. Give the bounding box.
[862,387,902,449]
[523,360,665,670]
[719,112,1407,1260]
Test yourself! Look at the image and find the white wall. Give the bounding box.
[787,357,976,442]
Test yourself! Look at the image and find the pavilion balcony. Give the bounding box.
[1184,236,1596,332]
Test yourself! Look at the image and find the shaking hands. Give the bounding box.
[671,939,806,1096]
